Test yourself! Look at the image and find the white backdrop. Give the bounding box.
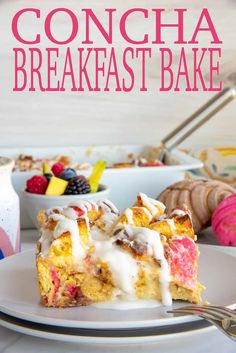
[0,0,235,150]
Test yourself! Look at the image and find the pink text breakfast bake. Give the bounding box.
[36,193,204,308]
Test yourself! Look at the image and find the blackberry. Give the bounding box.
[44,173,53,182]
[65,176,91,195]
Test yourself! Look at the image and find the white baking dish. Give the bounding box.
[0,145,202,229]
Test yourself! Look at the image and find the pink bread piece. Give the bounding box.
[212,194,236,246]
[169,237,198,290]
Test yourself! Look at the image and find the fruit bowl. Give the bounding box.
[22,184,110,229]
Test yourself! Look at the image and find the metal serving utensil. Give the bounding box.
[158,87,236,162]
[168,304,236,341]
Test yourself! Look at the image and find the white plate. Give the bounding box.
[0,311,213,345]
[0,246,235,330]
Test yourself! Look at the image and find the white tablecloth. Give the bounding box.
[0,230,235,353]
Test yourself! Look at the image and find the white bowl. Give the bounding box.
[2,146,202,229]
[22,184,110,229]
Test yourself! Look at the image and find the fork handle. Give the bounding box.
[223,318,236,339]
[161,87,236,152]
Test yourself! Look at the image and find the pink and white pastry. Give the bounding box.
[212,194,236,246]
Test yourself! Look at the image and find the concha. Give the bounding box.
[157,179,235,233]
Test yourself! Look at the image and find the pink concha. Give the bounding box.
[212,194,236,213]
[212,194,236,246]
[212,203,236,229]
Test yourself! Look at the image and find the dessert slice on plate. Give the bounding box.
[36,194,204,308]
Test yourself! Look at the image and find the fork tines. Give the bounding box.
[168,305,236,321]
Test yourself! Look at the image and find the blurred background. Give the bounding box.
[0,0,235,149]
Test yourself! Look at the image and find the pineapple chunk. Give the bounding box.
[45,177,68,196]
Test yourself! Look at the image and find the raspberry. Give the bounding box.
[65,176,91,195]
[26,175,48,194]
[51,162,65,177]
[71,206,85,217]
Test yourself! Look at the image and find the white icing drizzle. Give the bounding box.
[49,213,66,222]
[125,208,134,224]
[61,207,78,220]
[125,225,172,306]
[54,219,84,262]
[159,259,172,306]
[92,299,161,310]
[140,207,153,221]
[98,200,119,214]
[166,219,176,233]
[81,216,91,233]
[139,192,165,217]
[46,207,63,217]
[124,207,152,225]
[39,229,54,256]
[68,200,98,214]
[170,208,194,227]
[90,201,99,212]
[92,240,138,296]
[171,209,187,217]
[90,226,108,241]
[93,212,119,236]
[158,214,167,221]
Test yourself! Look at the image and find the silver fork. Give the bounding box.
[168,305,236,341]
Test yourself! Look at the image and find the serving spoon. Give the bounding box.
[158,87,236,162]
